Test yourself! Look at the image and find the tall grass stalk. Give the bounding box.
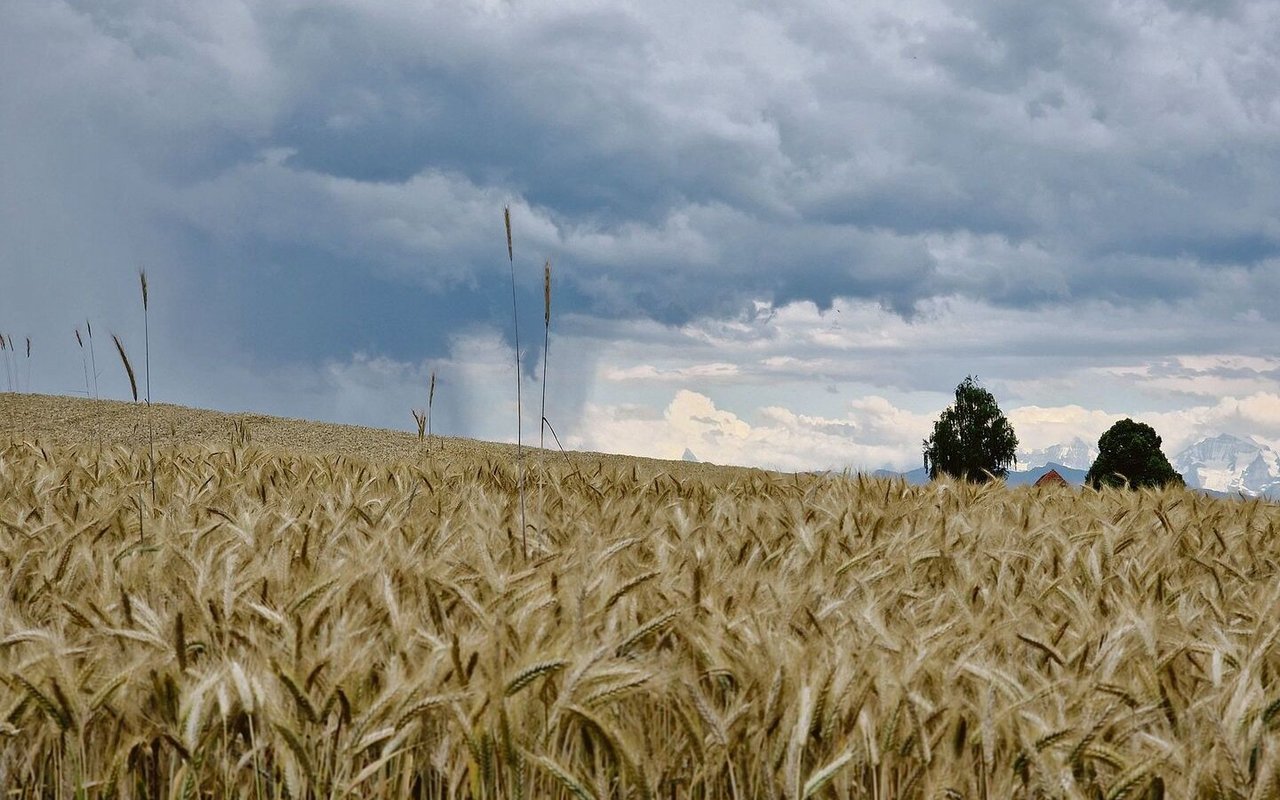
[112,335,138,404]
[113,333,146,540]
[539,260,551,510]
[4,334,17,392]
[428,369,436,447]
[413,372,438,451]
[412,408,426,442]
[540,260,551,452]
[505,206,527,559]
[87,319,100,400]
[76,328,90,399]
[141,271,155,502]
[0,335,11,438]
[24,337,30,393]
[0,334,11,392]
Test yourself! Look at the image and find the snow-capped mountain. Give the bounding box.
[874,434,1280,498]
[1016,437,1098,472]
[1173,434,1280,497]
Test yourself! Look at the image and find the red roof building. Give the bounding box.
[1034,469,1069,487]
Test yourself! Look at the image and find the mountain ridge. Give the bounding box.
[872,462,1087,487]
[1173,432,1280,497]
[1016,437,1098,472]
[879,433,1280,498]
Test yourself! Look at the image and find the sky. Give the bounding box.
[3,0,1280,472]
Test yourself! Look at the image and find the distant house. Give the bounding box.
[1034,469,1069,488]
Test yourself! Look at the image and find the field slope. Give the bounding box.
[3,393,1280,798]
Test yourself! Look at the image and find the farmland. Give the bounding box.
[3,394,1280,798]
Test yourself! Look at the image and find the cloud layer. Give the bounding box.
[3,0,1279,471]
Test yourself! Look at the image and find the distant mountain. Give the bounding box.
[872,462,1086,487]
[871,466,929,484]
[681,448,699,463]
[1173,433,1280,498]
[872,434,1280,498]
[1017,437,1098,472]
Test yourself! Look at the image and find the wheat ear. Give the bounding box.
[112,335,138,403]
[113,332,143,540]
[428,370,436,446]
[76,329,91,399]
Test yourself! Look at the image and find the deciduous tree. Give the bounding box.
[1085,419,1183,489]
[922,376,1019,483]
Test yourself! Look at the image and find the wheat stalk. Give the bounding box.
[527,751,597,800]
[112,335,138,403]
[140,270,155,502]
[803,750,854,799]
[1,335,18,437]
[0,333,11,392]
[539,259,552,521]
[76,328,91,399]
[505,205,527,559]
[87,318,99,400]
[428,369,436,447]
[505,659,567,697]
[540,259,551,454]
[2,333,11,392]
[111,332,143,542]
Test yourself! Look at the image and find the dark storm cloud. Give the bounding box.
[29,2,1280,315]
[4,0,1280,435]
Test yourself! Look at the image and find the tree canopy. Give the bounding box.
[1085,418,1184,489]
[922,376,1019,483]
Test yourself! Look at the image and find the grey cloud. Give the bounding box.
[930,2,1125,90]
[1164,0,1247,19]
[6,0,1280,446]
[580,293,1280,411]
[24,0,1279,321]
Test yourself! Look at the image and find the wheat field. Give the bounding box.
[3,395,1280,798]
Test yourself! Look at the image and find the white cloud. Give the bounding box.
[1175,355,1279,373]
[1007,405,1119,453]
[1140,393,1280,453]
[573,389,933,472]
[1005,394,1280,458]
[603,363,742,382]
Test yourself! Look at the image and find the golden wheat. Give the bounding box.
[2,400,1280,798]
